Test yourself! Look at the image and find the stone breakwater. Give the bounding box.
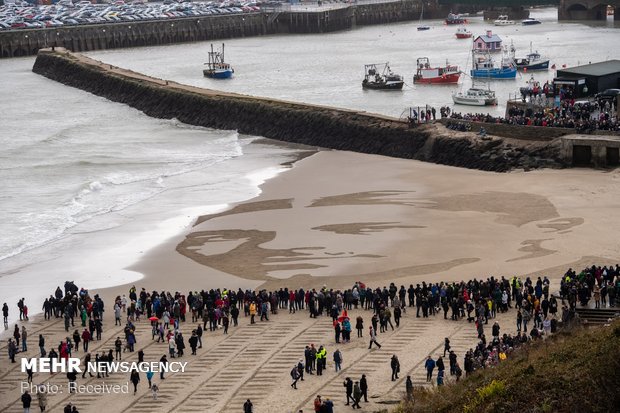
[32,49,566,172]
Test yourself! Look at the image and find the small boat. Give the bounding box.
[417,1,430,31]
[362,63,404,90]
[470,50,516,79]
[413,57,460,84]
[521,18,542,25]
[494,15,515,26]
[455,26,472,39]
[445,13,467,25]
[513,42,549,71]
[452,86,498,106]
[515,51,549,71]
[203,43,234,79]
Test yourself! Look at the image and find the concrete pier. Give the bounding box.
[31,49,567,172]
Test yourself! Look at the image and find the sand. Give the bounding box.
[2,149,620,412]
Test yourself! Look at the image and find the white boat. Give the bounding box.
[494,15,515,26]
[452,87,497,106]
[417,1,430,31]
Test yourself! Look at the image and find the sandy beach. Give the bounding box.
[2,148,620,413]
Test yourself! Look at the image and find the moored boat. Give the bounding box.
[470,50,516,79]
[452,87,498,106]
[445,13,467,25]
[521,18,542,25]
[515,52,549,71]
[362,63,404,90]
[494,15,515,26]
[455,26,472,39]
[417,1,430,31]
[413,57,460,84]
[203,43,234,79]
[513,43,549,71]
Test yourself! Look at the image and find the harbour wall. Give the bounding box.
[1,1,449,58]
[32,49,566,172]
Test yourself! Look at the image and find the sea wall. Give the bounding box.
[31,49,566,172]
[1,1,448,58]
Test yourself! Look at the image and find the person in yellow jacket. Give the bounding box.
[249,302,257,324]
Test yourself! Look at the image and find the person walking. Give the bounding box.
[130,369,140,395]
[146,370,154,389]
[443,337,451,357]
[405,376,413,400]
[82,353,93,378]
[355,316,363,338]
[390,354,400,381]
[159,355,168,380]
[189,331,198,355]
[39,334,45,357]
[243,399,253,413]
[290,365,300,389]
[151,383,159,400]
[2,303,8,327]
[115,337,122,361]
[368,326,381,349]
[343,377,353,406]
[352,381,362,409]
[359,374,368,402]
[37,386,48,412]
[81,329,90,352]
[22,390,32,413]
[425,356,435,382]
[333,348,343,372]
[21,326,28,352]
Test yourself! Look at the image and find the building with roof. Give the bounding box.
[472,30,503,53]
[554,60,620,97]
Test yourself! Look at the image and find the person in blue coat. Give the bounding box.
[425,356,436,382]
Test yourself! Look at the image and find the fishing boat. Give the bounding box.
[452,86,498,106]
[417,1,430,31]
[521,17,542,25]
[413,57,460,84]
[445,12,467,25]
[494,15,515,26]
[513,43,549,71]
[470,49,516,79]
[515,51,549,71]
[203,43,234,79]
[455,26,472,39]
[362,63,404,90]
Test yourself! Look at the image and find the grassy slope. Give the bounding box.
[397,320,620,413]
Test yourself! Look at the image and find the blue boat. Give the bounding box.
[470,51,516,79]
[203,43,234,79]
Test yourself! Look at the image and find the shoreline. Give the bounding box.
[0,138,314,326]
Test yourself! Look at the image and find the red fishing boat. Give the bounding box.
[455,26,472,39]
[413,57,460,84]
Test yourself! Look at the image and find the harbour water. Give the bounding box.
[0,7,618,321]
[87,8,619,118]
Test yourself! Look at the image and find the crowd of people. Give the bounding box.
[449,98,619,133]
[4,264,620,412]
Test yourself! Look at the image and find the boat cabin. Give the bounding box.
[473,30,503,53]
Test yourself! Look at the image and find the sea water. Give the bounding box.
[0,57,304,322]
